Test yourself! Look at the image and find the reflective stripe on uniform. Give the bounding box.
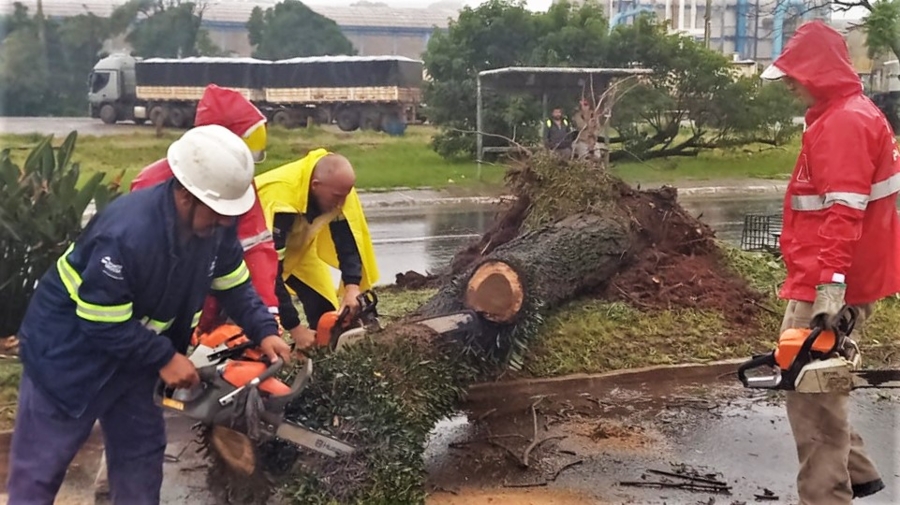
[190,310,202,328]
[239,230,273,251]
[276,247,286,261]
[56,244,133,324]
[211,260,250,291]
[791,172,900,212]
[141,317,174,334]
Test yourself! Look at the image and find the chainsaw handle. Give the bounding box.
[254,357,284,385]
[737,353,778,388]
[267,358,313,411]
[197,364,220,383]
[358,290,377,313]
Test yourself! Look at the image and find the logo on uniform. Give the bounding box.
[100,256,124,280]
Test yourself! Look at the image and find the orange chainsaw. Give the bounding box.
[153,325,356,474]
[315,290,381,351]
[313,290,481,351]
[738,306,900,392]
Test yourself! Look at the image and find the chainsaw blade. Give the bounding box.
[413,311,479,334]
[275,421,356,457]
[852,369,900,388]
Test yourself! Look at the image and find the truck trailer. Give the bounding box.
[88,53,424,133]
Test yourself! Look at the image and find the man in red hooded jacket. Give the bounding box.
[130,85,315,347]
[762,20,899,505]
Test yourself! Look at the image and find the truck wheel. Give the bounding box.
[167,107,187,129]
[149,106,166,128]
[335,109,360,132]
[360,108,382,131]
[99,104,118,125]
[272,110,294,129]
[181,107,196,128]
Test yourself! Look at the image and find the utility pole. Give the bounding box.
[704,0,712,48]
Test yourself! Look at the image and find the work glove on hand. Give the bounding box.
[811,282,847,330]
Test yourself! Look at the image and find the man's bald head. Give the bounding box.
[310,154,356,213]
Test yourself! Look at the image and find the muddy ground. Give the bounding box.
[0,361,896,505]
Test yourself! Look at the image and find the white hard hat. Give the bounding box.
[167,124,256,216]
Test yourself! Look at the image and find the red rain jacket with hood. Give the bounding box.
[130,85,280,330]
[775,20,900,305]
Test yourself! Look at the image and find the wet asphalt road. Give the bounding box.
[0,117,147,137]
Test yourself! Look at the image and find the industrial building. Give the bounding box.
[1,0,457,59]
[559,0,832,65]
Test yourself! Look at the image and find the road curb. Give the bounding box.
[469,358,747,391]
[360,182,788,209]
[677,183,788,197]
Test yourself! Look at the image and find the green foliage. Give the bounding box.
[113,0,224,57]
[423,0,563,159]
[863,0,900,60]
[0,0,226,116]
[424,3,799,160]
[0,132,123,337]
[274,336,478,504]
[0,4,113,116]
[605,15,801,156]
[246,0,356,60]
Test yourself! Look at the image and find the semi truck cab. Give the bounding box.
[88,53,141,124]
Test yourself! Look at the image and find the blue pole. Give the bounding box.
[736,0,748,57]
[772,0,787,58]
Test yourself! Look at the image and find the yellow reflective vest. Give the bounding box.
[254,148,379,306]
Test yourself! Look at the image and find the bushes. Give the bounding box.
[0,131,122,336]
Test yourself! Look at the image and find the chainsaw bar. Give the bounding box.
[275,421,356,457]
[413,310,479,334]
[851,369,900,388]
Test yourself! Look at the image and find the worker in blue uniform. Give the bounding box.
[6,124,292,505]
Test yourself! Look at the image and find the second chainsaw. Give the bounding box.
[738,305,900,393]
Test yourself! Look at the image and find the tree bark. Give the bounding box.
[415,213,636,364]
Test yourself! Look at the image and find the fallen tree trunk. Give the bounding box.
[417,212,635,367]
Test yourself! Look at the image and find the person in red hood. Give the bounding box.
[762,20,899,505]
[130,85,307,346]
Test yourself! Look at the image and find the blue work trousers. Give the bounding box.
[6,371,166,505]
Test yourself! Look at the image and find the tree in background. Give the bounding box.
[0,4,114,116]
[423,0,802,161]
[0,0,228,116]
[605,16,801,159]
[110,0,225,58]
[247,0,356,60]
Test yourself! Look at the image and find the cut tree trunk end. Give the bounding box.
[210,425,257,477]
[464,260,524,323]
